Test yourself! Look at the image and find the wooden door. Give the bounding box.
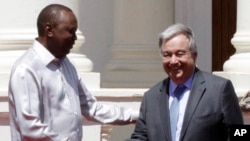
[212,0,236,71]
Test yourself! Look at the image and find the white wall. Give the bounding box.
[175,0,212,72]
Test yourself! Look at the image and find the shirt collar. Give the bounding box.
[33,39,60,66]
[169,73,194,94]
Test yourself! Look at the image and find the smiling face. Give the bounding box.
[46,10,78,58]
[161,34,197,84]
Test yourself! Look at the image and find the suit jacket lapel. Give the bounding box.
[159,79,172,141]
[180,69,206,140]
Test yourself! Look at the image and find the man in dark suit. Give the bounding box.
[125,23,243,141]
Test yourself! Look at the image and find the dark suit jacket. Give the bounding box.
[126,69,243,141]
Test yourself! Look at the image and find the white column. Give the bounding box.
[223,1,250,71]
[102,0,173,88]
[0,0,99,93]
[213,0,250,97]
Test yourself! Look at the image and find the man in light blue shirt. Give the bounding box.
[126,23,243,141]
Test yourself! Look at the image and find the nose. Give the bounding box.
[169,55,178,64]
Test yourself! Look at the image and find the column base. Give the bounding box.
[213,71,250,97]
[101,71,166,88]
[79,72,100,89]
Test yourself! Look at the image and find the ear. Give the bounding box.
[45,23,54,37]
[193,52,198,61]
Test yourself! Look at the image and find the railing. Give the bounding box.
[0,88,146,141]
[2,89,250,140]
